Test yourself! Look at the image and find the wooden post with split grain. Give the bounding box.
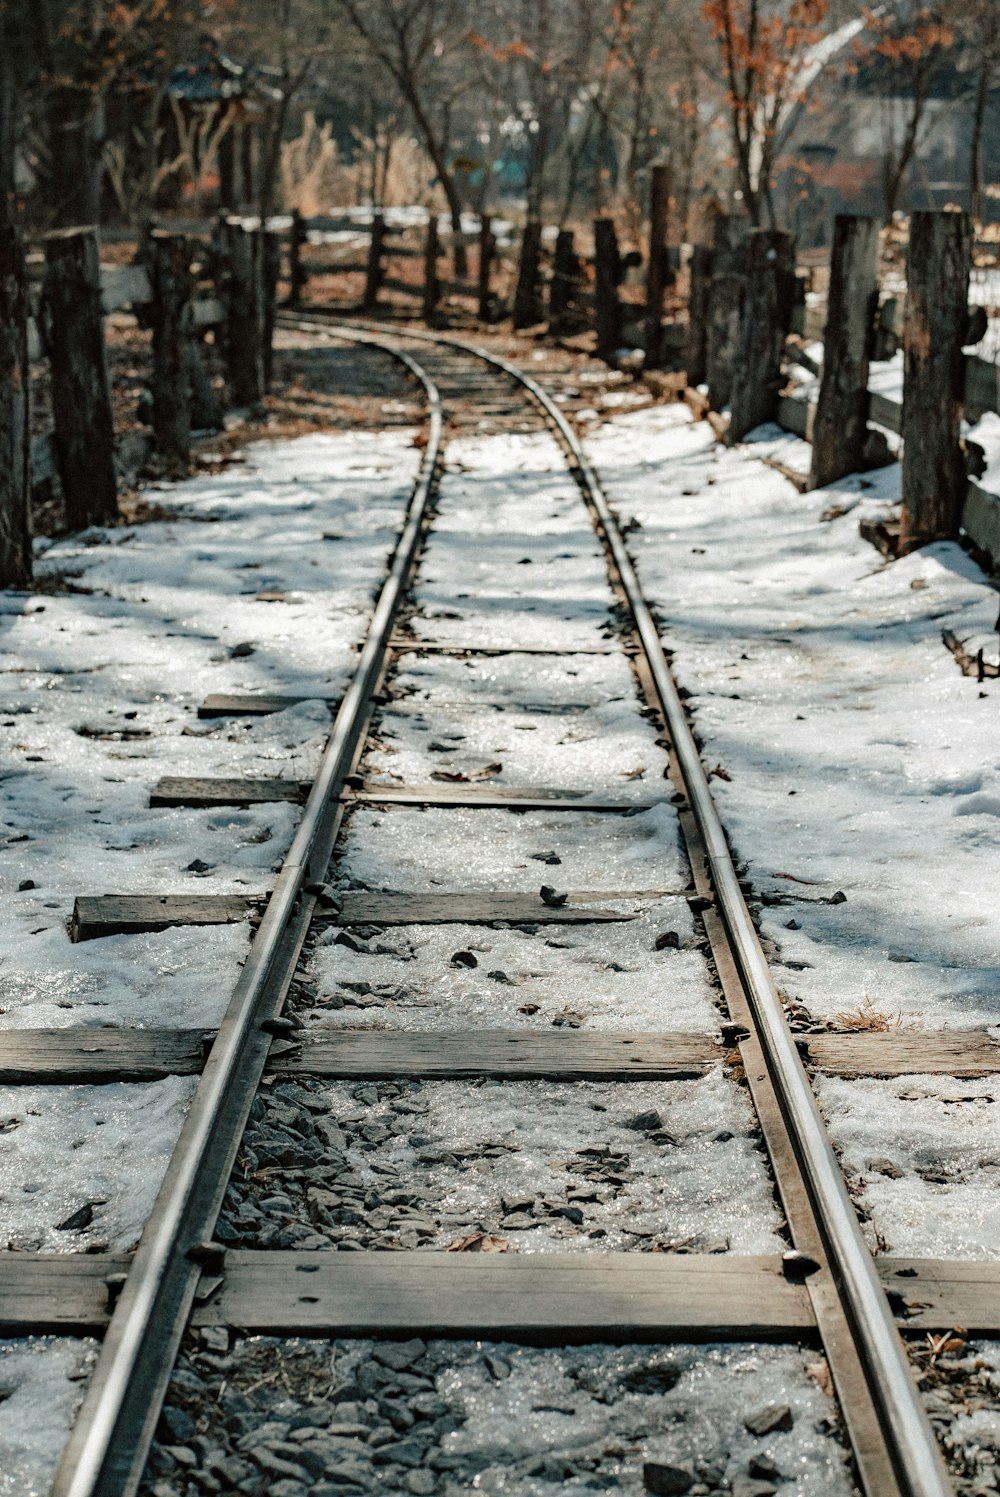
[148,231,193,468]
[644,163,671,368]
[0,205,31,586]
[594,216,623,363]
[900,210,972,548]
[513,217,543,329]
[809,214,881,490]
[218,217,264,406]
[422,214,440,322]
[363,212,386,310]
[477,213,494,321]
[42,226,118,529]
[727,228,796,443]
[706,214,749,412]
[288,207,308,306]
[262,228,282,389]
[686,243,714,388]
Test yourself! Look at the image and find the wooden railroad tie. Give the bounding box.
[3,1251,999,1339]
[3,1027,997,1086]
[150,775,667,813]
[69,890,654,942]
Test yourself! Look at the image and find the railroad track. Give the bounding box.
[3,317,984,1496]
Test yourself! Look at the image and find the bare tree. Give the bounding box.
[331,0,476,266]
[702,0,830,226]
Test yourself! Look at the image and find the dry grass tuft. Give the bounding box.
[831,995,903,1033]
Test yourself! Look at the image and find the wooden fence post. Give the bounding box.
[809,214,881,491]
[549,228,580,324]
[686,244,714,389]
[288,207,308,307]
[42,226,118,528]
[477,214,494,322]
[706,214,749,412]
[900,210,972,549]
[727,228,796,444]
[594,216,623,362]
[644,163,671,368]
[263,228,282,389]
[423,214,440,322]
[148,230,193,468]
[0,206,31,586]
[513,217,544,329]
[218,217,264,406]
[363,212,385,311]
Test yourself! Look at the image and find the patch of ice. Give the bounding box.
[319,1074,782,1253]
[0,1076,194,1251]
[365,650,668,795]
[334,804,686,893]
[0,1339,96,1497]
[819,1074,1000,1258]
[0,921,250,1031]
[306,903,718,1032]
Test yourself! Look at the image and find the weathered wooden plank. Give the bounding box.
[277,1030,718,1080]
[71,895,259,942]
[0,1029,210,1083]
[5,1252,997,1338]
[808,1030,1000,1078]
[350,784,665,812]
[333,892,645,926]
[193,1253,815,1340]
[0,1254,130,1333]
[151,777,308,807]
[387,640,625,656]
[197,693,332,718]
[882,1258,1000,1334]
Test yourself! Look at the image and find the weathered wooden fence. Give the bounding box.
[685,209,1000,566]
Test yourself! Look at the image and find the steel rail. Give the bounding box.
[291,315,951,1497]
[52,335,442,1497]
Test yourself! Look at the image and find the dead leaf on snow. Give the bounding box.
[447,1232,509,1253]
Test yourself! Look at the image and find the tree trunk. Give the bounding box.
[644,163,671,369]
[42,227,118,528]
[705,214,750,411]
[218,115,237,212]
[364,213,385,310]
[400,84,466,277]
[686,244,714,389]
[0,28,15,204]
[148,231,193,469]
[422,214,440,323]
[900,211,971,548]
[809,214,881,490]
[477,214,494,322]
[0,207,31,586]
[218,218,264,406]
[594,217,622,363]
[513,218,544,330]
[970,62,990,224]
[262,229,282,389]
[288,208,308,306]
[549,228,579,324]
[727,228,796,444]
[48,84,104,228]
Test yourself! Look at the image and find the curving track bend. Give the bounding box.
[14,323,956,1496]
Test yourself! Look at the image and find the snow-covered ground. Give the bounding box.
[0,427,418,1262]
[588,400,1000,1261]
